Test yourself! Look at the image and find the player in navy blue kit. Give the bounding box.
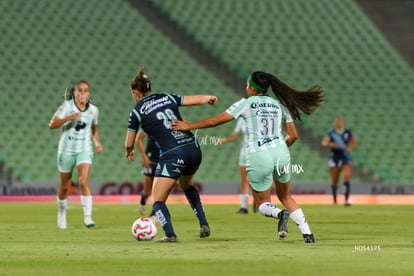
[124,68,217,242]
[136,131,160,215]
[322,116,356,206]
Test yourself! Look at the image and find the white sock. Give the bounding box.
[57,198,67,228]
[290,208,312,235]
[258,202,282,218]
[81,195,93,219]
[57,198,67,213]
[240,194,249,209]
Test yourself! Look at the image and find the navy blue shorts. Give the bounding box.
[328,155,352,168]
[155,143,202,179]
[142,160,158,178]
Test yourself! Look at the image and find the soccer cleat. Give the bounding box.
[344,201,352,207]
[139,205,146,216]
[84,218,96,228]
[200,225,210,238]
[156,235,178,243]
[236,208,248,214]
[277,209,289,240]
[303,234,315,243]
[57,212,67,229]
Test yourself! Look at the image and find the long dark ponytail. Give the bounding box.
[250,71,323,121]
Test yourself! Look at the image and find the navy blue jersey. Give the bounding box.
[328,129,354,159]
[128,93,196,155]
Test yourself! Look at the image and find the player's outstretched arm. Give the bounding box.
[182,95,217,106]
[218,131,239,144]
[172,112,233,131]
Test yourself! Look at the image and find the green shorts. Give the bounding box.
[57,151,93,173]
[246,145,291,192]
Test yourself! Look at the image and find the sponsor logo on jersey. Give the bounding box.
[250,102,279,109]
[139,96,172,114]
[258,136,278,147]
[171,130,187,140]
[75,121,87,131]
[68,136,86,141]
[256,109,279,116]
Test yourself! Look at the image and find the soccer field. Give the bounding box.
[0,203,412,275]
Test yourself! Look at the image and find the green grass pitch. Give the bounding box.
[0,202,413,275]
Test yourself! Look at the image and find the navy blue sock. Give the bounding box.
[140,191,149,206]
[332,186,338,203]
[152,201,175,237]
[344,182,350,201]
[184,186,208,226]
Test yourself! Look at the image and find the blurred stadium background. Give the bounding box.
[1,0,413,196]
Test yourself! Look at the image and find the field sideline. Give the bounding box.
[0,202,413,275]
[1,194,414,204]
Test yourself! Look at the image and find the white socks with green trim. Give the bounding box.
[258,202,282,218]
[81,195,95,227]
[290,208,312,235]
[57,198,67,229]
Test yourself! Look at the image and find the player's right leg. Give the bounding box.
[329,158,341,205]
[56,153,75,229]
[57,172,72,229]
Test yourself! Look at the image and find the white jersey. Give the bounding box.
[53,100,99,154]
[226,95,293,153]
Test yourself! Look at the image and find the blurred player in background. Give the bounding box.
[49,80,103,229]
[136,130,159,215]
[218,118,255,214]
[125,68,217,242]
[321,116,356,206]
[172,71,323,243]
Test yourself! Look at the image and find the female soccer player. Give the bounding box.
[321,116,356,206]
[125,68,217,242]
[172,71,323,243]
[218,118,253,214]
[49,80,103,229]
[136,130,159,215]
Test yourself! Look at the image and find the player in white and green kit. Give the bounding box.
[49,80,103,229]
[172,71,323,243]
[219,118,253,214]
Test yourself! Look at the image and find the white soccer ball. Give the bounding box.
[131,217,157,241]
